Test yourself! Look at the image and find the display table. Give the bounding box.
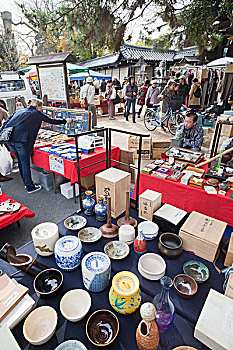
[0,193,35,230]
[3,209,226,349]
[31,146,120,185]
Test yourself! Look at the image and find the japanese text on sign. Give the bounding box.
[49,155,64,175]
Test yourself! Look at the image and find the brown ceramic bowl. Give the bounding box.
[173,274,198,299]
[86,309,119,347]
[157,233,183,259]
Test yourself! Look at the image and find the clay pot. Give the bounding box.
[136,303,159,350]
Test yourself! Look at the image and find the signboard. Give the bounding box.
[49,155,64,175]
[38,66,66,101]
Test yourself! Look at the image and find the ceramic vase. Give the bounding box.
[82,191,95,216]
[152,276,175,332]
[136,302,159,350]
[31,222,59,257]
[54,236,83,271]
[134,229,147,254]
[95,195,107,222]
[109,271,141,315]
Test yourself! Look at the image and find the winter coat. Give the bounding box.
[161,86,174,113]
[125,83,138,101]
[137,84,150,105]
[145,86,160,106]
[100,80,107,92]
[178,82,189,103]
[188,83,202,106]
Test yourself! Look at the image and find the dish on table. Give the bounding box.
[183,260,210,283]
[60,289,91,322]
[104,241,130,259]
[173,274,198,298]
[138,253,166,280]
[34,268,63,298]
[55,340,87,350]
[64,216,87,231]
[137,221,159,240]
[78,227,102,243]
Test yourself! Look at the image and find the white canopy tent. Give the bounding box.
[207,57,233,67]
[70,70,111,81]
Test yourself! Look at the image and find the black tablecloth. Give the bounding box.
[1,208,225,350]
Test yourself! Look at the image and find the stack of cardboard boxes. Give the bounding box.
[128,136,152,160]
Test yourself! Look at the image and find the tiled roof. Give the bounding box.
[27,51,76,65]
[79,53,120,68]
[120,44,175,62]
[174,46,199,60]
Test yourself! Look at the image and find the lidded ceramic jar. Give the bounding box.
[54,236,83,271]
[31,222,59,256]
[119,225,135,245]
[109,271,141,315]
[81,252,111,292]
[82,191,95,216]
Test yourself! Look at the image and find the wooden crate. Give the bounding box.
[179,211,227,262]
[95,168,131,218]
[139,189,162,221]
[225,273,233,300]
[224,232,233,266]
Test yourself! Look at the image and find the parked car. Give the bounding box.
[0,71,32,101]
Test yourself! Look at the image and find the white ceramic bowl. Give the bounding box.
[55,340,88,350]
[60,289,91,322]
[138,253,166,280]
[23,306,57,345]
[138,221,159,240]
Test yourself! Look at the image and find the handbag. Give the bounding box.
[113,93,121,105]
[80,85,90,108]
[0,111,36,144]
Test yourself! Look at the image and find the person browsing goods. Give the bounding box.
[3,98,72,194]
[146,80,160,108]
[80,77,97,128]
[176,112,203,151]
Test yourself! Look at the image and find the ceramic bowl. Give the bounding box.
[86,309,119,347]
[64,215,87,231]
[23,306,57,345]
[118,225,135,245]
[158,233,183,259]
[138,253,166,280]
[78,227,102,243]
[183,260,210,283]
[55,340,87,350]
[138,221,159,240]
[173,347,197,350]
[173,274,198,298]
[104,241,130,260]
[34,268,63,299]
[60,289,91,322]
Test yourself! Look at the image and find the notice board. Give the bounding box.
[38,65,66,101]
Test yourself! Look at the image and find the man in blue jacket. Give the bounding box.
[3,99,72,193]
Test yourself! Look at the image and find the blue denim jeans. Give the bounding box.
[125,99,136,122]
[7,142,34,191]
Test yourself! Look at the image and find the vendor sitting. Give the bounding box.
[176,112,203,151]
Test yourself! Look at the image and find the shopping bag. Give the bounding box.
[0,145,13,176]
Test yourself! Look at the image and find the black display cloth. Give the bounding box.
[0,208,225,349]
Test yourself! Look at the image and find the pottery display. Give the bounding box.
[173,347,197,350]
[104,241,130,260]
[60,289,91,322]
[109,271,141,315]
[118,225,135,245]
[157,233,183,259]
[82,191,95,216]
[95,195,107,221]
[23,306,57,345]
[34,268,63,299]
[86,309,119,347]
[31,222,59,256]
[117,191,137,227]
[136,302,159,350]
[153,276,175,332]
[100,197,118,238]
[134,229,147,254]
[78,227,102,243]
[138,253,166,280]
[81,252,111,292]
[183,260,210,283]
[206,178,219,187]
[64,215,87,231]
[55,340,88,350]
[137,221,159,240]
[54,236,83,271]
[173,274,198,298]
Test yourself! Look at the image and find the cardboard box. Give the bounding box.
[134,149,151,159]
[139,189,162,221]
[128,136,152,150]
[152,140,171,159]
[225,273,233,300]
[194,289,233,350]
[60,182,79,199]
[224,232,233,267]
[152,147,166,159]
[99,106,108,114]
[95,168,131,218]
[81,173,95,190]
[179,211,227,262]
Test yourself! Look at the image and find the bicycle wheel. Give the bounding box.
[144,109,158,131]
[167,112,180,135]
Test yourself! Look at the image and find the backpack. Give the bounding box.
[194,85,201,98]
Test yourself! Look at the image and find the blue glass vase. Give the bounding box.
[95,195,107,221]
[82,191,95,216]
[152,276,175,333]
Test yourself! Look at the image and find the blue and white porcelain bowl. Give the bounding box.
[54,236,83,271]
[81,252,111,292]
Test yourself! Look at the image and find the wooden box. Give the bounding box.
[194,289,233,350]
[152,140,170,160]
[81,173,95,190]
[139,189,162,221]
[224,232,233,267]
[225,273,233,300]
[179,211,227,262]
[95,168,131,218]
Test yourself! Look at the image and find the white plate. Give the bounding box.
[138,221,159,240]
[104,241,130,260]
[78,227,102,243]
[64,216,87,231]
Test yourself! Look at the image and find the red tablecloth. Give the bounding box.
[0,193,35,230]
[133,167,233,226]
[31,146,120,185]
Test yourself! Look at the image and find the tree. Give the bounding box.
[0,25,19,71]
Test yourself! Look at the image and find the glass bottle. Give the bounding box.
[152,276,175,333]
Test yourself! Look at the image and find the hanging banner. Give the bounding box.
[49,155,64,175]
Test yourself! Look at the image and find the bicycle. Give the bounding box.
[144,104,184,135]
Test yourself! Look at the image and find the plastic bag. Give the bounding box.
[0,145,13,176]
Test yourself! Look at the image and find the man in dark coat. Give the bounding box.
[177,75,189,105]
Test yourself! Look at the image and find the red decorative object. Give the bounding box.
[134,229,147,254]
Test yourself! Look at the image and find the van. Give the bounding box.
[0,71,33,101]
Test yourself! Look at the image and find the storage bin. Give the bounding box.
[60,182,79,199]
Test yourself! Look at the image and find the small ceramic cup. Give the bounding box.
[31,222,59,256]
[119,225,135,245]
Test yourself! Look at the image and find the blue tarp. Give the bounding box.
[70,70,111,81]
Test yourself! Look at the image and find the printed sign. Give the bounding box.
[49,155,64,175]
